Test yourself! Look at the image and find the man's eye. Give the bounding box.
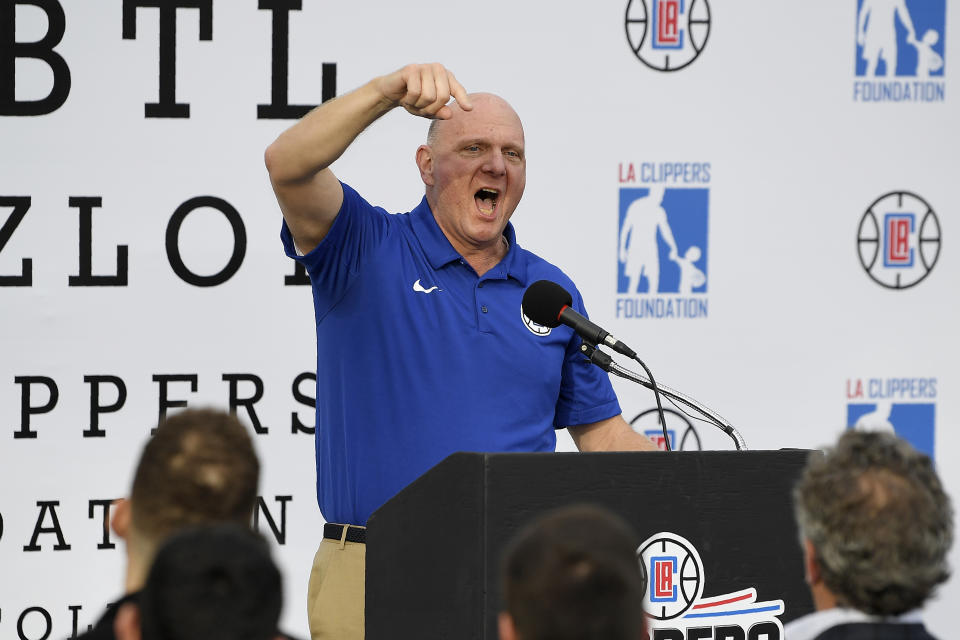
[465,145,480,152]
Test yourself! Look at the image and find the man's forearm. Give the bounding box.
[265,63,470,186]
[569,415,660,452]
[263,63,471,254]
[264,79,394,186]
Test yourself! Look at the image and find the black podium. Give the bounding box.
[366,450,815,640]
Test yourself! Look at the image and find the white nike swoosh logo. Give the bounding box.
[413,279,440,293]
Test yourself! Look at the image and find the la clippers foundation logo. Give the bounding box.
[630,408,702,451]
[857,191,940,289]
[639,532,785,636]
[624,0,711,71]
[616,162,710,319]
[853,0,946,102]
[845,377,937,458]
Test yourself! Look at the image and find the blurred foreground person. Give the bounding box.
[113,524,300,640]
[74,409,260,640]
[786,430,953,640]
[499,504,646,640]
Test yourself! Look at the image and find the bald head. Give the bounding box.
[426,93,523,148]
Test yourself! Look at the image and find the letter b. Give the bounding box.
[0,0,72,115]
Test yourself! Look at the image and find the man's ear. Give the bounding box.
[113,602,141,640]
[498,611,519,640]
[803,538,822,585]
[111,498,131,540]
[416,145,435,186]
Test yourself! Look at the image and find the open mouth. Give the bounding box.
[474,188,499,215]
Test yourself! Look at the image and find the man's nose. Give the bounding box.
[483,150,506,176]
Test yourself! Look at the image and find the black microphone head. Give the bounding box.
[522,280,573,328]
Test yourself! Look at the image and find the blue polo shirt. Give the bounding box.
[282,182,620,525]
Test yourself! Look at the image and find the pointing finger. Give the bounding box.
[448,72,472,111]
[428,65,452,115]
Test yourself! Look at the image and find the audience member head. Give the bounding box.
[793,430,953,616]
[499,504,645,640]
[112,408,260,591]
[114,524,282,640]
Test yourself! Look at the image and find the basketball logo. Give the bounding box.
[624,0,711,72]
[857,191,941,289]
[638,532,704,620]
[520,303,552,336]
[630,408,702,451]
[637,532,786,635]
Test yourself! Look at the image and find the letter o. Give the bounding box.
[166,196,247,287]
[18,607,52,640]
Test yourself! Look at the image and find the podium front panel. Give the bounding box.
[367,450,813,640]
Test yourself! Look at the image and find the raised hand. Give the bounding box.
[377,63,473,119]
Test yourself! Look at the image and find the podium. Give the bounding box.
[366,450,815,640]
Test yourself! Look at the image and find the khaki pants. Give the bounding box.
[307,529,366,640]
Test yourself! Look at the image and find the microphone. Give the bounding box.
[522,280,637,358]
[523,280,704,451]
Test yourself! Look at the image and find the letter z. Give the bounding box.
[0,196,32,285]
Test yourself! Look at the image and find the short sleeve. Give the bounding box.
[280,182,390,320]
[553,287,622,427]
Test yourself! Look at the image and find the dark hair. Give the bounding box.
[501,504,645,640]
[139,524,282,640]
[131,408,260,543]
[794,430,953,615]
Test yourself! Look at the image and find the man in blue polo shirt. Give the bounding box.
[264,62,657,640]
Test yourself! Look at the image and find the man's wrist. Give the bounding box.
[369,76,402,114]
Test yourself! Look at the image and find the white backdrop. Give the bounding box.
[1,1,957,638]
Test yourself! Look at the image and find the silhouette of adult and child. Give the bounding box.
[619,187,705,295]
[857,0,943,77]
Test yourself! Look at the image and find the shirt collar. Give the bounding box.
[409,196,528,285]
[784,607,925,640]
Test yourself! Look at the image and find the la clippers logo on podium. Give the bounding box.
[639,532,786,636]
[652,556,678,601]
[640,533,702,619]
[857,191,940,289]
[624,0,711,71]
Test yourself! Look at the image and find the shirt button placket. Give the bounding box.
[477,280,489,331]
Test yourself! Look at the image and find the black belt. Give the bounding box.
[323,523,366,544]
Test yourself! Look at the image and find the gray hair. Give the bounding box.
[426,118,441,147]
[793,430,953,615]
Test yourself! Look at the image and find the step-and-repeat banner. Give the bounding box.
[2,1,956,638]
